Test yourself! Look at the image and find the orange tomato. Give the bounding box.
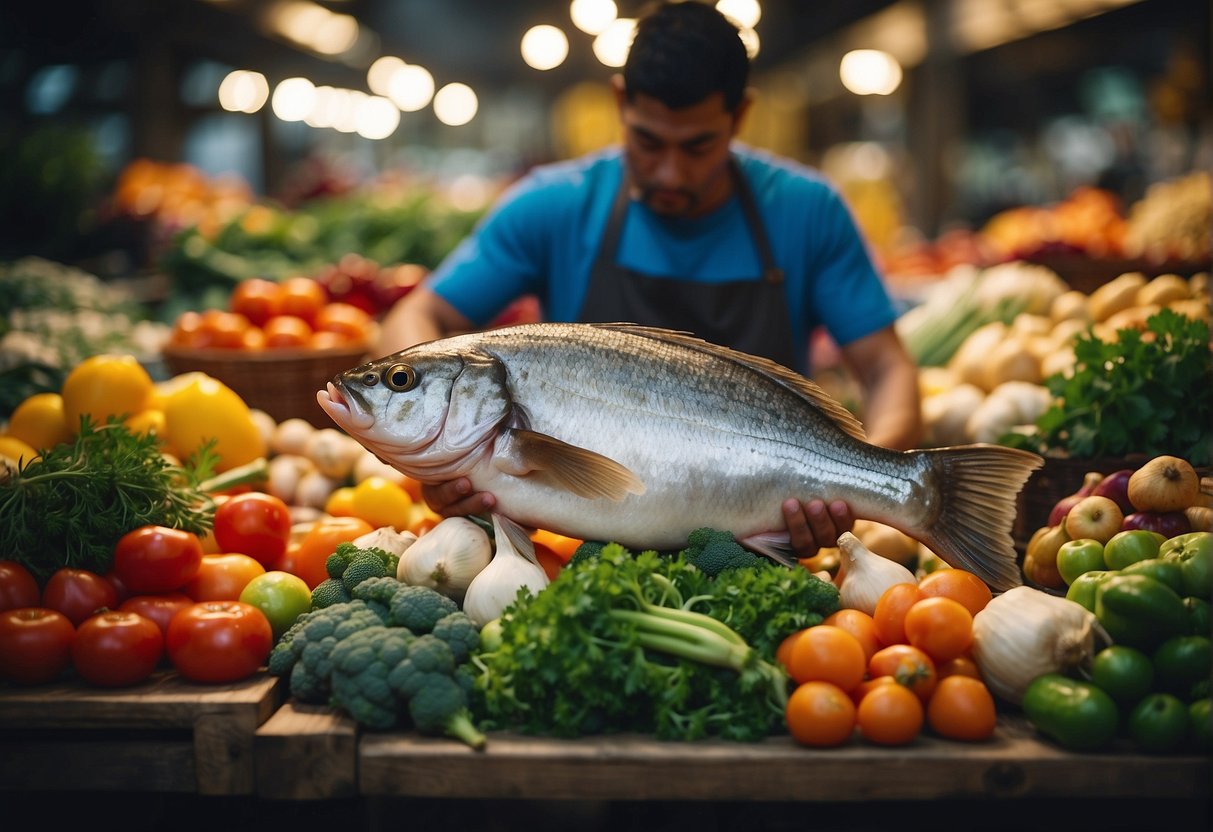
[850,674,898,705]
[936,655,981,680]
[292,517,375,588]
[240,326,266,350]
[170,310,212,348]
[314,302,372,343]
[872,582,924,646]
[278,277,328,326]
[262,315,314,349]
[229,278,284,328]
[183,553,266,601]
[775,630,803,671]
[926,675,997,741]
[868,643,938,702]
[199,310,251,349]
[310,330,351,350]
[856,680,924,745]
[532,540,565,582]
[785,681,856,747]
[324,486,357,517]
[903,596,974,664]
[916,568,993,616]
[785,624,867,692]
[823,608,882,663]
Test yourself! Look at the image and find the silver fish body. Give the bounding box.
[317,323,1042,590]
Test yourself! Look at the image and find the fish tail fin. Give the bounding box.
[916,444,1043,592]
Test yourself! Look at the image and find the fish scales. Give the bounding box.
[318,322,1043,589]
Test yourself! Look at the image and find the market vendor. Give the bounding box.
[375,0,922,558]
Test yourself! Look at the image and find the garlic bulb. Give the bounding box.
[836,531,918,615]
[970,586,1109,705]
[398,517,491,600]
[462,514,550,628]
[354,526,417,558]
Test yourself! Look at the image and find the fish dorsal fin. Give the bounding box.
[592,323,868,443]
[495,427,647,501]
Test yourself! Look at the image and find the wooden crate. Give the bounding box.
[254,702,359,800]
[0,671,283,795]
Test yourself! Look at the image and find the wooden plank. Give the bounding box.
[357,716,1212,802]
[254,702,359,800]
[0,671,283,795]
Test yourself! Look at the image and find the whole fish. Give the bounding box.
[317,323,1042,590]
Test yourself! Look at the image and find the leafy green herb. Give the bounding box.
[1003,309,1211,465]
[0,418,219,581]
[471,542,838,742]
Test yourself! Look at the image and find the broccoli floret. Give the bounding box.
[350,575,407,621]
[407,673,486,750]
[312,577,352,608]
[431,611,480,663]
[386,634,456,697]
[567,539,608,567]
[325,550,351,579]
[388,584,458,633]
[329,625,416,730]
[682,527,760,578]
[342,551,389,593]
[284,600,385,703]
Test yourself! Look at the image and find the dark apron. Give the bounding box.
[577,158,797,369]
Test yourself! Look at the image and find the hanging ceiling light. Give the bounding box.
[521,24,570,71]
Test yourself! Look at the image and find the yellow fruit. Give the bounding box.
[324,486,357,517]
[351,476,413,529]
[124,408,167,441]
[6,392,72,450]
[61,354,154,433]
[0,435,39,465]
[161,372,267,472]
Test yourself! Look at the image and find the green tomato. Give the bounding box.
[238,570,313,640]
[1089,645,1154,708]
[1160,531,1213,598]
[1119,558,1185,596]
[1128,692,1189,753]
[1183,596,1211,636]
[1188,698,1211,752]
[1152,635,1212,700]
[1095,573,1189,650]
[1064,570,1115,613]
[1056,538,1107,585]
[1103,529,1166,571]
[1022,673,1119,752]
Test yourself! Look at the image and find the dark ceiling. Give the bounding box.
[1,0,897,97]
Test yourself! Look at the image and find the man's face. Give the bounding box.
[616,84,746,219]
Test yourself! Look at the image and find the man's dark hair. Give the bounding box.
[622,1,750,112]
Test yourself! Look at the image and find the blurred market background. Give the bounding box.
[0,0,1209,417]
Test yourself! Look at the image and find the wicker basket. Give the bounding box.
[161,344,370,428]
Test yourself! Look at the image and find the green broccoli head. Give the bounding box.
[329,625,416,730]
[567,539,608,567]
[311,577,352,609]
[287,600,386,702]
[388,584,458,633]
[386,634,456,699]
[431,611,480,663]
[682,528,760,578]
[342,551,389,593]
[406,672,486,749]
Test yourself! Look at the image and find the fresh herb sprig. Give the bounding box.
[0,418,220,582]
[1004,308,1211,464]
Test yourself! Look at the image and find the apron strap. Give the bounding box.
[728,157,784,285]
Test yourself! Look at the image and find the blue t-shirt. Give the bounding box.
[428,145,896,373]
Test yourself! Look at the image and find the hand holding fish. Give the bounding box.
[784,498,855,558]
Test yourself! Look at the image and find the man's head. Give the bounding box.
[615,2,752,218]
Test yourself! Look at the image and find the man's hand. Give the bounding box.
[422,477,496,518]
[783,498,854,558]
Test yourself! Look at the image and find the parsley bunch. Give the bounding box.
[471,542,838,742]
[1006,309,1211,465]
[0,418,219,582]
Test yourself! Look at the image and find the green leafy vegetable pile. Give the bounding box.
[471,538,839,742]
[1005,309,1211,465]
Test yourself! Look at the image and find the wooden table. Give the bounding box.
[0,671,283,795]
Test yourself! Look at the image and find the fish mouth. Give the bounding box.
[316,381,376,432]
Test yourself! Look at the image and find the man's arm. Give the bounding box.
[783,325,922,557]
[375,285,476,355]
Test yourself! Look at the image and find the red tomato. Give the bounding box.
[0,560,40,612]
[213,492,292,569]
[71,610,163,687]
[0,607,75,685]
[42,568,119,626]
[166,601,273,683]
[112,525,205,594]
[103,571,130,605]
[119,593,195,636]
[277,277,328,326]
[182,553,266,601]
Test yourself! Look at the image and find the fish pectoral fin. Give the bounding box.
[738,531,800,568]
[495,428,646,501]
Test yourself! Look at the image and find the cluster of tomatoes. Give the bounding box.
[168,276,375,352]
[0,492,317,689]
[778,569,997,747]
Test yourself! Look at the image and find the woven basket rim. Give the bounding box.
[161,344,370,364]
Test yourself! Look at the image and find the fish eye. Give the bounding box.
[383,363,417,392]
[360,371,378,387]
